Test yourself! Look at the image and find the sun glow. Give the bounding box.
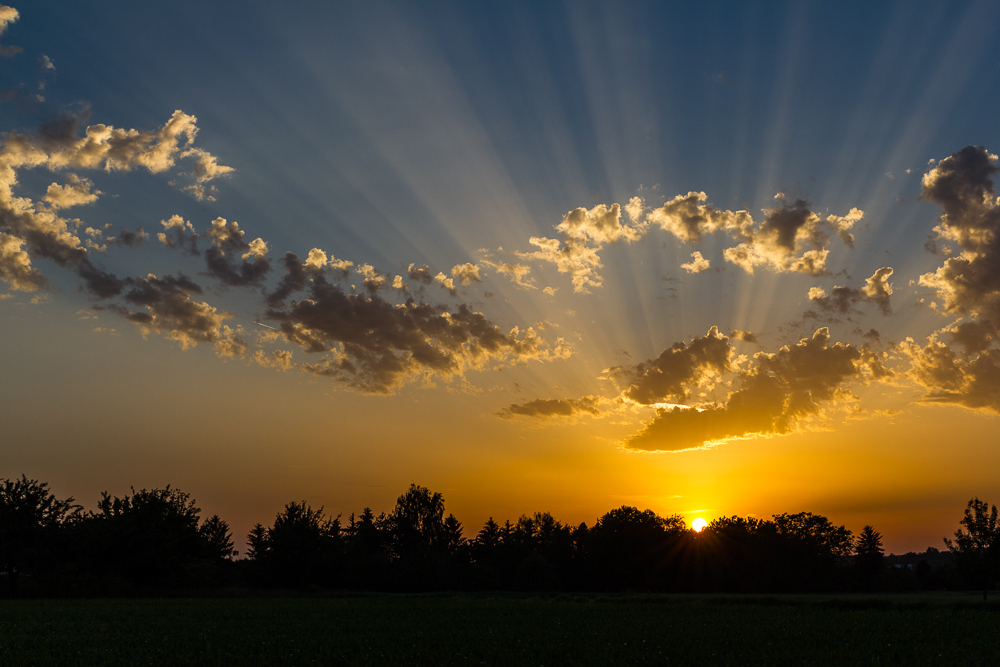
[691,517,708,532]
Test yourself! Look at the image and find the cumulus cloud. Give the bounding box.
[0,231,45,290]
[495,396,602,420]
[607,326,733,405]
[895,146,1000,412]
[917,146,1000,322]
[806,267,894,317]
[721,196,860,276]
[43,174,100,209]
[157,214,198,254]
[520,203,642,292]
[356,263,387,293]
[263,273,561,394]
[204,217,270,287]
[110,273,230,350]
[434,271,456,295]
[647,191,754,243]
[484,260,536,290]
[680,251,710,273]
[626,328,891,451]
[451,262,481,285]
[407,263,434,285]
[0,5,21,57]
[106,227,148,248]
[0,110,231,297]
[729,329,758,344]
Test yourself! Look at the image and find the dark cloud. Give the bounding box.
[75,258,125,298]
[902,146,1000,412]
[106,227,148,249]
[806,268,894,318]
[112,273,231,350]
[203,217,270,287]
[495,397,601,420]
[407,263,434,285]
[728,329,758,344]
[608,326,732,405]
[626,328,891,452]
[266,252,309,307]
[853,328,881,345]
[264,274,556,394]
[156,215,199,255]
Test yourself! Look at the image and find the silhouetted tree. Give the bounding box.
[385,485,466,588]
[771,512,853,591]
[247,501,342,588]
[589,506,685,591]
[82,486,223,588]
[854,525,884,591]
[702,516,778,592]
[944,497,999,600]
[0,476,81,594]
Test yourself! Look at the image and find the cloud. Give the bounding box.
[520,203,642,292]
[180,147,234,201]
[728,329,758,344]
[263,273,561,394]
[0,110,231,298]
[806,267,894,317]
[646,191,753,243]
[608,326,734,406]
[495,396,602,420]
[625,327,891,451]
[407,263,434,285]
[157,215,198,254]
[356,263,387,293]
[204,217,270,287]
[483,260,536,290]
[434,271,456,295]
[917,146,1000,322]
[110,273,230,350]
[43,174,101,209]
[106,227,148,249]
[896,146,1000,412]
[451,262,481,285]
[721,196,860,276]
[0,5,21,57]
[0,231,45,290]
[680,251,710,273]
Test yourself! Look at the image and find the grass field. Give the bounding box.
[0,593,997,666]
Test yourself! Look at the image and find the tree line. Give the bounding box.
[1,476,997,597]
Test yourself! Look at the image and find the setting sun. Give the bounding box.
[692,518,708,532]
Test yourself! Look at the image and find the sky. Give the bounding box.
[2,0,1000,554]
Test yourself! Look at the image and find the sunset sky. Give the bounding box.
[3,1,1000,554]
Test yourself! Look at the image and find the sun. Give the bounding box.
[691,517,708,532]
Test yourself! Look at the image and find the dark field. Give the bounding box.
[0,594,997,666]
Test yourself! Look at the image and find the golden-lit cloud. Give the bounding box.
[519,203,641,293]
[262,273,564,394]
[0,231,45,290]
[43,174,100,209]
[0,5,21,57]
[108,273,231,350]
[806,267,894,317]
[609,326,733,406]
[680,251,710,274]
[626,328,891,452]
[204,217,270,287]
[897,146,1000,413]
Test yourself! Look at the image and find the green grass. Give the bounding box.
[0,593,997,666]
